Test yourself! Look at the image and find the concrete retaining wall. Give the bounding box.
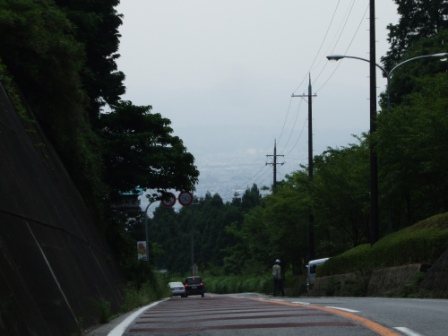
[0,83,126,335]
[309,264,427,297]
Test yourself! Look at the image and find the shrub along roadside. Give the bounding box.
[317,213,448,278]
[199,273,307,297]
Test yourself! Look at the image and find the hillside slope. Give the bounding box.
[0,84,126,335]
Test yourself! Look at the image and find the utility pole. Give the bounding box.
[369,0,379,245]
[266,139,284,192]
[291,74,317,260]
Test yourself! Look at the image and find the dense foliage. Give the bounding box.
[0,0,199,282]
[318,213,448,277]
[381,0,448,71]
[99,101,198,199]
[140,10,448,277]
[1,0,447,284]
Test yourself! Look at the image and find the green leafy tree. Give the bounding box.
[312,142,370,249]
[0,0,105,215]
[262,179,309,273]
[240,184,263,210]
[99,100,199,197]
[377,28,448,229]
[148,205,186,271]
[381,30,448,109]
[381,0,448,71]
[377,73,448,228]
[53,0,125,121]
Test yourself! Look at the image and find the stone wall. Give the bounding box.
[420,248,448,297]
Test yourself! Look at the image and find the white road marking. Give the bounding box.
[325,306,360,313]
[292,301,310,305]
[394,327,424,336]
[108,299,167,336]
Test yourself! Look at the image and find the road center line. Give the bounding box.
[325,306,360,313]
[252,298,401,336]
[394,327,424,336]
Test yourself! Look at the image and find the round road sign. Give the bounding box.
[178,191,193,206]
[161,192,176,207]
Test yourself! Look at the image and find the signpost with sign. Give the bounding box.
[141,191,195,263]
[137,241,147,261]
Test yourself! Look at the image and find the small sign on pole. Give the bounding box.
[137,241,147,261]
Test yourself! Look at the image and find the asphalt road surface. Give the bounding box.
[86,293,448,336]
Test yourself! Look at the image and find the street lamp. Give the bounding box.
[326,52,448,244]
[326,53,448,109]
[189,197,199,275]
[143,194,160,264]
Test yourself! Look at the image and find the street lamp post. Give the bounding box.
[189,197,199,275]
[143,194,160,264]
[326,53,448,110]
[326,52,448,244]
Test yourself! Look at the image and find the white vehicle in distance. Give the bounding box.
[168,281,186,297]
[306,257,329,290]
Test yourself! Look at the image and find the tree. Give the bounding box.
[0,0,106,215]
[377,73,448,227]
[240,184,263,211]
[381,0,448,71]
[377,28,448,228]
[262,179,309,273]
[53,0,126,122]
[99,100,199,197]
[312,142,370,249]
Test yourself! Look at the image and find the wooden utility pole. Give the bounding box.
[369,0,379,245]
[266,139,284,192]
[291,74,317,259]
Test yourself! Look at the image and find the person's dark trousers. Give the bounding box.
[273,279,285,296]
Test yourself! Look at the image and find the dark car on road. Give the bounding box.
[184,276,205,297]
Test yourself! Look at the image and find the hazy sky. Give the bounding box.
[116,1,399,205]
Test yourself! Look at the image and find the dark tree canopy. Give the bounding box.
[0,0,199,219]
[381,0,448,71]
[53,0,126,122]
[99,101,199,196]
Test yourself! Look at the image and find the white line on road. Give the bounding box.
[292,301,310,305]
[108,299,167,336]
[325,306,360,313]
[394,327,424,336]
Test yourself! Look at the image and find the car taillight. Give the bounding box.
[200,282,203,286]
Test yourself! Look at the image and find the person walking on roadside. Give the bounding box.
[272,259,285,296]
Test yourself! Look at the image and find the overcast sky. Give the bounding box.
[116,0,399,205]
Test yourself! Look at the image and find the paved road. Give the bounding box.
[84,294,409,335]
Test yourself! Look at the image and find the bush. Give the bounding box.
[318,213,448,277]
[204,274,272,294]
[121,273,170,313]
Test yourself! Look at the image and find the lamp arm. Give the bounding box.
[332,55,388,77]
[389,53,448,77]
